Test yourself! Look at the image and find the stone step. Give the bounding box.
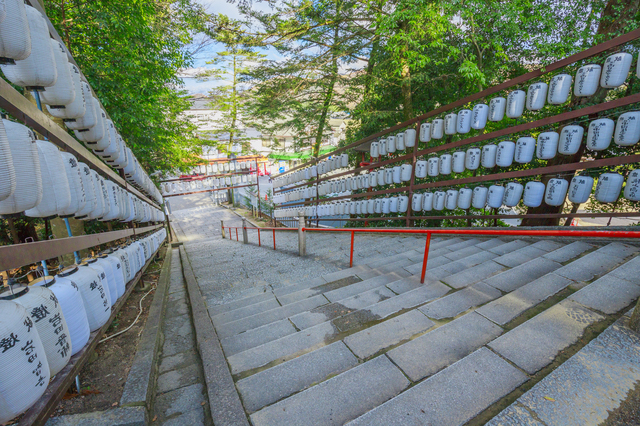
[418,282,502,320]
[553,242,639,285]
[219,318,297,357]
[249,355,410,426]
[386,311,503,382]
[482,256,562,292]
[348,348,528,426]
[323,272,407,302]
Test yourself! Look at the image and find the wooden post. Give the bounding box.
[406,121,420,228]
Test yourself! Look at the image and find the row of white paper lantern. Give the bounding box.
[371,53,638,153]
[161,174,257,195]
[273,154,349,189]
[274,170,639,218]
[0,119,164,222]
[0,1,161,204]
[192,161,258,175]
[275,112,640,205]
[0,228,166,424]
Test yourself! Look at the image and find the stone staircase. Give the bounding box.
[168,195,640,425]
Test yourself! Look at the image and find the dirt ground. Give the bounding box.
[50,247,166,417]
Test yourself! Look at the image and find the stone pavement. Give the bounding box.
[164,192,640,426]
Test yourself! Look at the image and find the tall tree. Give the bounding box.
[44,0,209,175]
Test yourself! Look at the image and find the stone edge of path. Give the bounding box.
[119,244,172,411]
[179,245,250,426]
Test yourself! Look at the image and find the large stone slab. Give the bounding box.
[45,407,147,426]
[208,292,276,317]
[475,238,507,250]
[489,300,604,374]
[162,314,196,357]
[477,273,573,325]
[609,255,640,282]
[344,310,435,359]
[154,383,206,422]
[488,240,530,255]
[227,321,339,375]
[594,242,639,258]
[323,273,402,302]
[156,363,201,394]
[347,348,528,426]
[512,317,640,426]
[387,312,503,382]
[484,257,562,293]
[529,240,565,252]
[236,341,358,413]
[568,274,640,314]
[385,275,424,294]
[215,294,328,339]
[486,403,545,426]
[418,282,502,320]
[554,247,625,283]
[493,246,548,268]
[445,239,482,251]
[211,297,281,325]
[219,318,297,356]
[278,275,363,305]
[250,355,409,426]
[443,245,484,261]
[442,261,505,289]
[541,240,593,263]
[333,282,450,333]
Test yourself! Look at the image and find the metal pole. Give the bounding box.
[258,229,261,246]
[420,233,432,284]
[236,228,238,241]
[221,220,225,238]
[273,229,276,250]
[257,171,262,218]
[242,218,248,244]
[349,231,355,267]
[298,215,306,256]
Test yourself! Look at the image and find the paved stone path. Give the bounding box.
[164,192,640,426]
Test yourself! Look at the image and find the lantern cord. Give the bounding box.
[98,284,155,344]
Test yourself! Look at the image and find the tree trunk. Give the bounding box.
[521,0,640,226]
[398,20,413,121]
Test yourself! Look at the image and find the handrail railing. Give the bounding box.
[223,221,640,284]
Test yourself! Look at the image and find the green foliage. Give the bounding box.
[44,0,208,175]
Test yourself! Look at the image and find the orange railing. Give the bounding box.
[222,224,640,284]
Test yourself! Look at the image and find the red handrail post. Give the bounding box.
[236,228,239,241]
[420,232,432,284]
[258,229,261,246]
[350,231,355,267]
[273,229,276,250]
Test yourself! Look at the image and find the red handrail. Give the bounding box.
[224,224,640,284]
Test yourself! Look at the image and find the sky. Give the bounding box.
[178,0,281,95]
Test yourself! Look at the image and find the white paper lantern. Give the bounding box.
[506,90,525,118]
[522,181,545,207]
[547,74,572,104]
[341,153,349,168]
[10,285,71,376]
[381,198,390,214]
[397,132,406,150]
[515,137,536,164]
[465,147,481,170]
[65,83,97,130]
[74,163,96,218]
[496,141,515,167]
[624,169,640,201]
[568,175,594,204]
[526,82,548,111]
[457,110,471,134]
[412,193,423,211]
[536,131,559,160]
[420,123,431,142]
[1,6,57,89]
[365,199,373,214]
[377,169,385,185]
[481,144,497,168]
[392,166,402,184]
[431,119,444,139]
[586,118,615,151]
[404,129,416,148]
[387,136,396,154]
[85,258,116,306]
[439,154,452,175]
[45,63,85,119]
[379,139,387,156]
[89,119,115,151]
[427,157,439,177]
[503,182,523,207]
[558,125,584,155]
[368,173,377,188]
[433,191,445,210]
[59,264,111,331]
[595,173,624,203]
[614,111,640,146]
[100,181,121,222]
[0,300,50,424]
[422,192,434,211]
[574,64,601,97]
[85,171,105,220]
[0,119,16,202]
[25,140,71,218]
[415,160,427,178]
[398,195,409,212]
[0,0,31,62]
[444,113,457,135]
[33,275,90,357]
[544,178,569,206]
[401,164,412,181]
[444,189,458,210]
[59,152,86,217]
[457,188,472,209]
[383,168,393,185]
[469,104,488,130]
[487,185,505,208]
[600,52,632,88]
[451,151,465,174]
[374,198,382,214]
[74,100,105,142]
[39,40,76,108]
[489,97,506,121]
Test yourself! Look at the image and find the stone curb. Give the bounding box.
[45,406,147,426]
[119,245,172,411]
[179,245,250,426]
